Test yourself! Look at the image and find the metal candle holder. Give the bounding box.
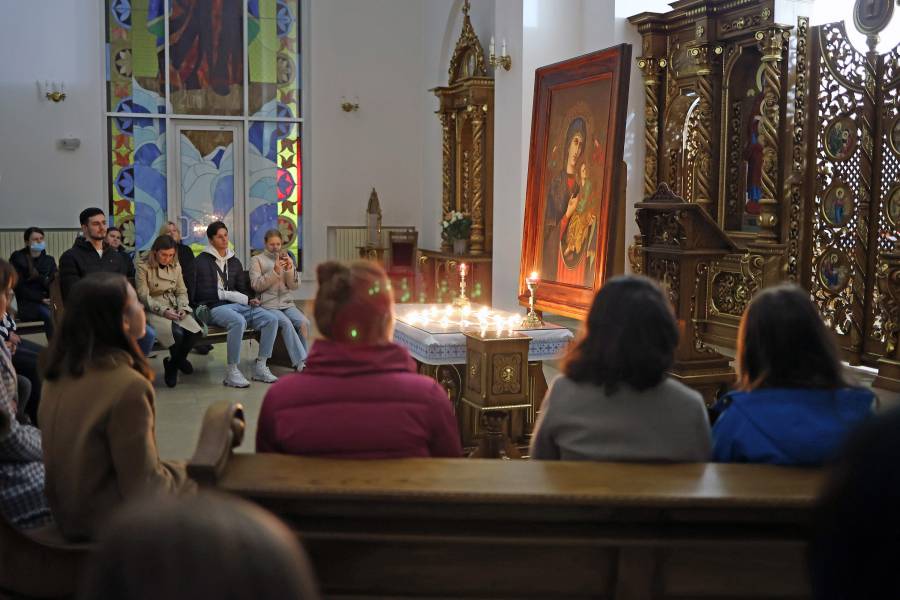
[521,276,542,328]
[453,263,471,308]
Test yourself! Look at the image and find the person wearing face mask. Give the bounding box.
[39,272,195,541]
[249,229,309,371]
[9,227,57,339]
[136,235,202,388]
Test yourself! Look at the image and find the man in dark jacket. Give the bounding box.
[195,221,278,388]
[58,208,155,355]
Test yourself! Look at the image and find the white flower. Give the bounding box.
[442,220,449,228]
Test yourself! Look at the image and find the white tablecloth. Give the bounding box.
[393,304,574,365]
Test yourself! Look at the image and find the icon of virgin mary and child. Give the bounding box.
[542,117,600,286]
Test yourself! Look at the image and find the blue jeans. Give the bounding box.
[209,303,279,365]
[271,306,309,367]
[137,323,156,356]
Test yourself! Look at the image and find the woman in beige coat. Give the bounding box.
[250,229,309,369]
[136,235,201,387]
[39,272,195,541]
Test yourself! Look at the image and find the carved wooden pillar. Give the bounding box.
[874,252,900,392]
[687,44,722,217]
[440,111,453,252]
[754,28,789,243]
[637,56,665,198]
[470,103,487,255]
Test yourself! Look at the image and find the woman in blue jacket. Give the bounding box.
[712,284,874,466]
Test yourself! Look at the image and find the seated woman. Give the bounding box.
[530,275,711,462]
[136,235,202,388]
[256,261,462,458]
[79,493,320,600]
[9,226,57,339]
[250,229,309,370]
[712,284,874,466]
[0,259,51,529]
[39,272,195,541]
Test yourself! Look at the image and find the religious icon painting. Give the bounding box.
[519,44,631,319]
[889,116,900,156]
[823,117,857,162]
[887,186,900,226]
[822,182,854,227]
[818,249,851,293]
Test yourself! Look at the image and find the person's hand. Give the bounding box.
[10,333,21,346]
[249,298,261,307]
[163,309,180,321]
[282,256,294,271]
[273,257,283,274]
[5,340,16,356]
[176,310,187,320]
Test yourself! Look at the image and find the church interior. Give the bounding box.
[2,0,900,598]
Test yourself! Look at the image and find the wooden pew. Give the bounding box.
[193,445,824,599]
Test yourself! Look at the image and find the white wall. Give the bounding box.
[305,0,426,285]
[0,0,105,228]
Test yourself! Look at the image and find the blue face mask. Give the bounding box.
[30,242,46,252]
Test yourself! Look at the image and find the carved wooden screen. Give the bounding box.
[805,22,900,363]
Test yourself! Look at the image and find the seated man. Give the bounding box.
[59,208,155,355]
[195,221,279,388]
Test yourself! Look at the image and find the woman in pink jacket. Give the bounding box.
[256,261,462,458]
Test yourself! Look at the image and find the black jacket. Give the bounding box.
[176,243,197,305]
[58,237,132,300]
[194,251,252,309]
[9,249,57,306]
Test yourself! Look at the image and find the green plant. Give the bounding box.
[441,211,472,242]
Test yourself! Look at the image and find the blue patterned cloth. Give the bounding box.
[0,342,52,529]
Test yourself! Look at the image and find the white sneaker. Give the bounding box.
[223,365,251,388]
[295,361,306,372]
[252,361,279,383]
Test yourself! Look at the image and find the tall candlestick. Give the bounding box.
[521,271,542,328]
[490,36,495,57]
[453,262,471,308]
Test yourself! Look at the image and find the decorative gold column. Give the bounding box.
[637,56,666,198]
[687,44,722,217]
[440,111,453,252]
[470,104,487,255]
[754,28,790,243]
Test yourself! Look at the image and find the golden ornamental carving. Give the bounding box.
[709,253,764,318]
[647,256,680,310]
[440,112,453,252]
[467,351,482,394]
[687,45,722,213]
[627,234,644,274]
[647,210,687,247]
[637,56,665,196]
[788,17,809,281]
[448,0,488,84]
[692,263,717,355]
[491,354,522,395]
[470,107,486,255]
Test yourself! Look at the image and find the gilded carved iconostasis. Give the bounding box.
[629,0,900,400]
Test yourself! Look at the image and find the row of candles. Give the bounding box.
[398,265,542,336]
[403,304,522,336]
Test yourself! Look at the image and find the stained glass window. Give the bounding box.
[105,0,303,264]
[248,0,301,118]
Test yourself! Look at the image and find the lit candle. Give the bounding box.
[490,36,495,56]
[501,38,507,57]
[461,319,470,328]
[507,316,518,332]
[430,306,438,316]
[526,271,540,286]
[461,304,472,318]
[459,262,468,278]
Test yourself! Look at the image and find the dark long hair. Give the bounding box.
[314,261,392,344]
[42,272,151,381]
[78,493,320,600]
[145,235,177,268]
[737,284,847,390]
[562,275,679,393]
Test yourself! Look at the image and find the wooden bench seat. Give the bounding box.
[13,321,45,337]
[204,451,824,599]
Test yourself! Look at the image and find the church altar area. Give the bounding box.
[393,304,574,366]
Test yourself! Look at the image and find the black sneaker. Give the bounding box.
[178,358,194,375]
[163,357,178,388]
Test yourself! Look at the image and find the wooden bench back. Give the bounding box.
[211,454,824,599]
